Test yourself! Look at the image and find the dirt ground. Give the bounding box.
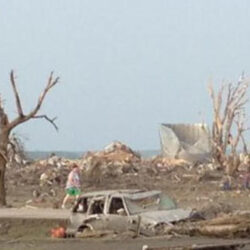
[6,164,250,213]
[1,237,250,250]
[3,159,250,249]
[1,217,250,250]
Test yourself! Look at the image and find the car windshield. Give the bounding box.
[124,193,176,215]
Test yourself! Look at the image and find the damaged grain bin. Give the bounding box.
[159,123,211,162]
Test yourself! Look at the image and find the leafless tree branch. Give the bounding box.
[32,115,58,131]
[0,70,60,206]
[8,71,59,130]
[10,71,24,117]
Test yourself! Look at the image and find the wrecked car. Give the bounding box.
[67,189,195,237]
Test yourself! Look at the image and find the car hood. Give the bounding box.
[139,208,192,226]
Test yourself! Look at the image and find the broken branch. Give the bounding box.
[33,115,58,131]
[10,71,24,117]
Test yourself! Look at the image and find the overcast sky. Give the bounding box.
[1,0,250,151]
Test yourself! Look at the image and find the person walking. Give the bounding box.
[62,163,81,209]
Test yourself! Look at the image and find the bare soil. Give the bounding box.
[3,163,250,249]
[1,237,250,250]
[6,165,250,213]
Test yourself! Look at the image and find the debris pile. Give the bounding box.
[6,140,250,212]
[168,211,250,238]
[197,202,233,220]
[196,212,250,237]
[11,156,70,187]
[6,134,29,168]
[7,154,82,207]
[238,154,250,172]
[149,155,190,172]
[82,141,142,180]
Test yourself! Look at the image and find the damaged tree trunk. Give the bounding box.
[0,71,59,206]
[208,75,249,175]
[0,155,7,205]
[0,102,10,205]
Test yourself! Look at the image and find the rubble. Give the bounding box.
[5,140,250,236]
[149,155,190,172]
[82,141,142,180]
[146,241,248,250]
[197,203,233,220]
[164,210,250,239]
[10,140,249,196]
[6,141,147,206]
[159,123,211,162]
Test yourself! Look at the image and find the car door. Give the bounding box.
[103,195,132,233]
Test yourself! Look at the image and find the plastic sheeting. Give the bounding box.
[160,123,211,162]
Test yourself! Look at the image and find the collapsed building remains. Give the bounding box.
[159,123,211,162]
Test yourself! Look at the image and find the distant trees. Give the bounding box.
[0,71,59,206]
[208,75,249,175]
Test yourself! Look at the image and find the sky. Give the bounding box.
[0,0,250,152]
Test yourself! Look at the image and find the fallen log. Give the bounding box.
[198,223,248,237]
[147,241,248,249]
[167,211,250,238]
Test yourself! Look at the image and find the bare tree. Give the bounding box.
[0,71,59,206]
[208,74,249,175]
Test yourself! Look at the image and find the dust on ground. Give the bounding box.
[1,236,250,250]
[3,141,250,249]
